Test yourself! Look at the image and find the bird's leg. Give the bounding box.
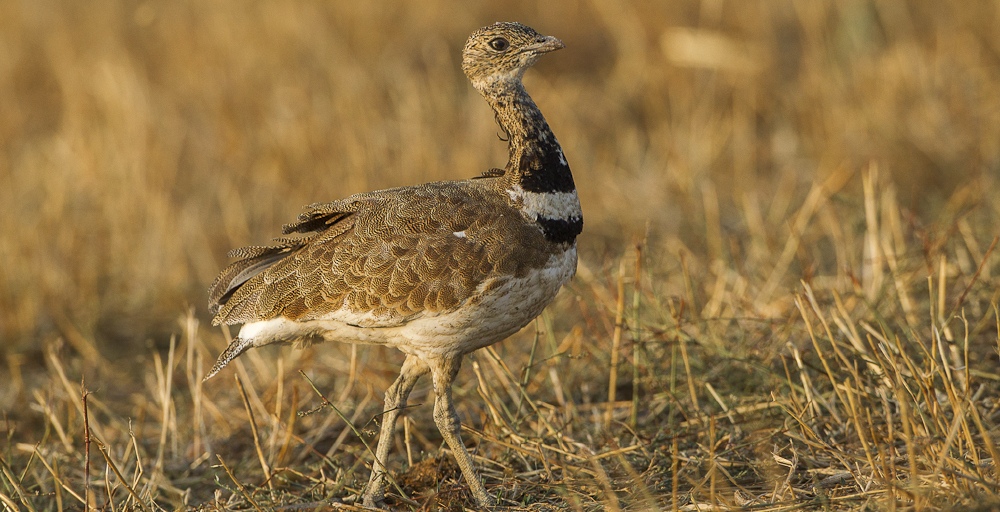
[362,354,429,508]
[430,357,497,508]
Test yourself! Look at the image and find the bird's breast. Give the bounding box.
[397,243,578,357]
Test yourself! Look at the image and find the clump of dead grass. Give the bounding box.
[3,168,999,510]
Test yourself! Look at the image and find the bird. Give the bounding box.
[204,22,582,509]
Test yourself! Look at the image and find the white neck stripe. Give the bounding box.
[507,185,582,221]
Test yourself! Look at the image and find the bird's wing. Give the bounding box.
[210,181,551,328]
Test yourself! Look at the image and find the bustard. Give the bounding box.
[206,22,582,509]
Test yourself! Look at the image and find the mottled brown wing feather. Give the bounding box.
[210,180,551,327]
[208,247,292,313]
[207,199,359,317]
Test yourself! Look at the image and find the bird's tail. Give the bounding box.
[204,337,254,381]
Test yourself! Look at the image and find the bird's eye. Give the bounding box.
[488,37,510,52]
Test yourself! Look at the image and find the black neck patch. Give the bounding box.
[493,89,578,195]
[515,136,577,193]
[537,216,583,244]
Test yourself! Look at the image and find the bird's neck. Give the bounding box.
[484,81,583,244]
[487,83,575,192]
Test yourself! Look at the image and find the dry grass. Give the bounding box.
[2,1,1000,510]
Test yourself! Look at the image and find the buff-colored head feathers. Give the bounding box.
[462,22,564,91]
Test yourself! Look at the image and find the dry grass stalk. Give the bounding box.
[214,454,264,512]
[81,380,92,511]
[234,375,273,490]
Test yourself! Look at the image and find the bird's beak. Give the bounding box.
[530,35,565,54]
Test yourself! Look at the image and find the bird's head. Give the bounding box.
[462,22,564,92]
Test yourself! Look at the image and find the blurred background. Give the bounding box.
[2,0,999,356]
